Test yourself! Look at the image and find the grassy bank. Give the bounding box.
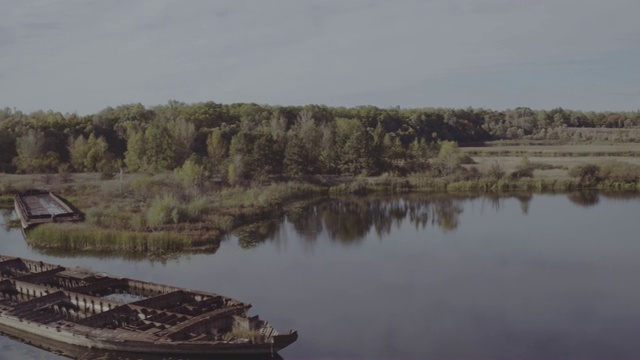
[8,176,326,254]
[3,151,640,255]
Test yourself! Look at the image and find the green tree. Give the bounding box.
[0,129,17,172]
[206,128,228,171]
[175,158,206,192]
[284,134,310,176]
[284,111,323,176]
[436,140,462,176]
[124,127,145,171]
[339,122,377,175]
[14,129,60,173]
[144,124,176,171]
[168,118,196,166]
[69,134,111,172]
[124,123,176,172]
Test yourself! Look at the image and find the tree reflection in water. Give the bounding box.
[287,195,487,245]
[233,192,640,250]
[567,191,600,207]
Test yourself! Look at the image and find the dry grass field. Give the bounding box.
[0,172,126,195]
[465,143,640,180]
[463,143,640,157]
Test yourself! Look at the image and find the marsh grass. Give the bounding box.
[27,223,190,253]
[6,159,640,255]
[5,219,22,228]
[220,182,325,207]
[0,195,13,208]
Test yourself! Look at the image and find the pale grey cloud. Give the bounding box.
[0,0,639,114]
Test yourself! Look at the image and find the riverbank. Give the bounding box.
[2,150,640,254]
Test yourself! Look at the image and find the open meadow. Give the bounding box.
[464,143,640,180]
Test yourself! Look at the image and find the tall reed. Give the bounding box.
[27,224,190,253]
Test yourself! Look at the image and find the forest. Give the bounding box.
[1,102,640,182]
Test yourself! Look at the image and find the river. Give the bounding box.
[1,192,640,359]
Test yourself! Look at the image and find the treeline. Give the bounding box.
[1,102,640,179]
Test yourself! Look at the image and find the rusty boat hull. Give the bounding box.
[0,255,297,356]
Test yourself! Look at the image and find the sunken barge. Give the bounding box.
[0,255,297,356]
[14,191,82,229]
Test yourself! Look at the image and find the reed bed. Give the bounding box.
[0,195,14,208]
[27,223,191,253]
[7,162,640,255]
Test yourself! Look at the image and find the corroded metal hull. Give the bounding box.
[0,255,297,356]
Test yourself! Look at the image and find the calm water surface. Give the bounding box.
[1,193,640,359]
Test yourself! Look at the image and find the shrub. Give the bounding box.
[510,168,534,179]
[485,162,505,181]
[569,164,601,184]
[100,160,119,180]
[185,197,209,221]
[57,164,73,183]
[147,194,184,230]
[599,161,640,183]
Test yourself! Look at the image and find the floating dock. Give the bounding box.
[13,191,82,229]
[0,255,297,356]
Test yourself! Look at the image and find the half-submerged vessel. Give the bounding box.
[0,255,297,356]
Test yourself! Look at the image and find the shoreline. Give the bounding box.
[3,171,639,255]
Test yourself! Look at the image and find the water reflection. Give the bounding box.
[233,195,472,248]
[567,191,600,207]
[1,207,17,232]
[4,192,640,359]
[286,194,505,246]
[231,191,640,250]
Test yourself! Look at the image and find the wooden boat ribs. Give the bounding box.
[0,255,297,355]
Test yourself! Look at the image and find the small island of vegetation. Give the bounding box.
[1,103,640,254]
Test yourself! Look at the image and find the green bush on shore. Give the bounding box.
[569,161,640,186]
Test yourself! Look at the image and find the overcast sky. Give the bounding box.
[1,0,639,114]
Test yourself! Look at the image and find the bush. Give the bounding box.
[569,164,601,184]
[147,194,184,230]
[485,162,505,180]
[100,160,119,180]
[569,162,640,185]
[510,168,534,179]
[185,197,209,221]
[57,164,73,183]
[599,161,640,183]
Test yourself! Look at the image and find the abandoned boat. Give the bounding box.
[0,255,297,356]
[14,191,82,229]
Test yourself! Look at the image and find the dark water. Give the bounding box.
[1,192,640,359]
